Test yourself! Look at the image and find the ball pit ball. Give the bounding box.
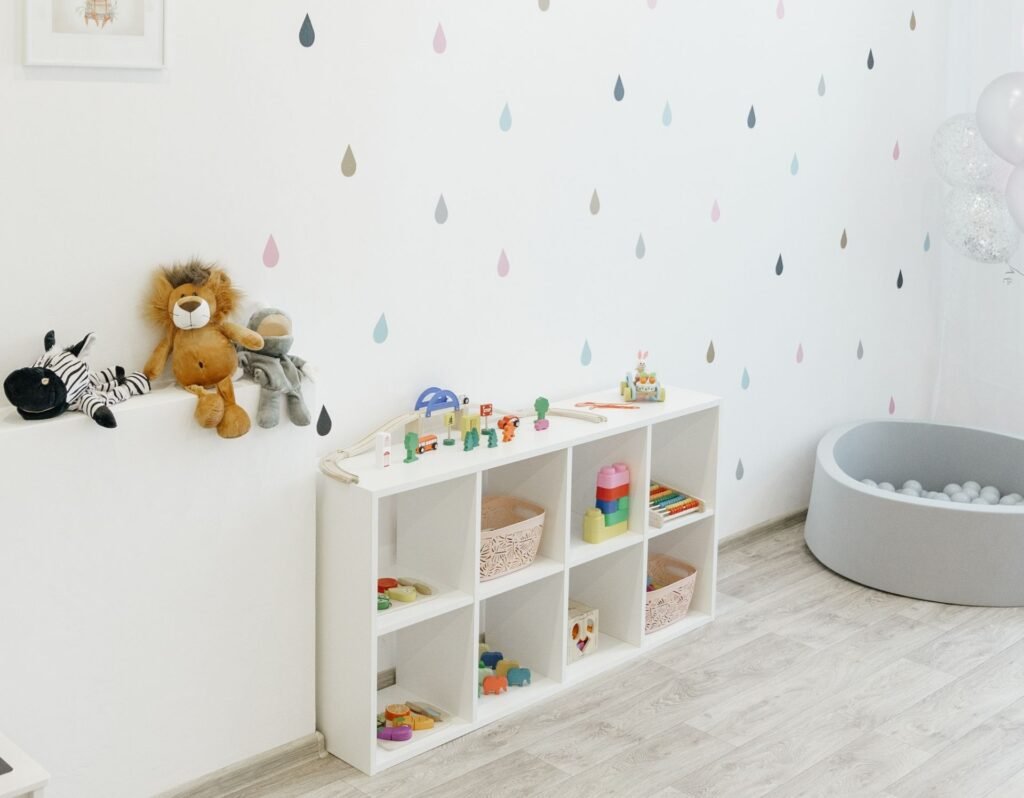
[878,482,895,492]
[963,481,981,493]
[1001,495,1021,505]
[861,478,878,488]
[858,478,1023,507]
[1007,493,1023,503]
[935,493,952,502]
[903,480,923,492]
[972,498,989,505]
[951,492,971,503]
[944,484,962,496]
[981,486,1001,499]
[898,488,919,497]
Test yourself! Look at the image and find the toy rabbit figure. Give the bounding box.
[237,308,312,429]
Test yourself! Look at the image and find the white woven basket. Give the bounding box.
[645,555,697,633]
[480,496,545,581]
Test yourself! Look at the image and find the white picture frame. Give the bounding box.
[24,0,166,69]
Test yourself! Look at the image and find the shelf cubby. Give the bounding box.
[569,427,649,567]
[318,386,720,775]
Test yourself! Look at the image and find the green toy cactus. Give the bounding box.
[534,396,550,430]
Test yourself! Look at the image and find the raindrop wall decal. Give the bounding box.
[796,343,804,363]
[263,235,279,268]
[497,249,510,277]
[589,189,601,215]
[910,10,917,30]
[897,270,904,289]
[580,339,592,366]
[747,105,757,129]
[924,233,931,252]
[613,75,625,102]
[435,194,448,224]
[775,254,784,276]
[372,313,389,344]
[433,23,447,54]
[889,396,896,415]
[776,0,785,19]
[741,367,750,390]
[867,49,875,70]
[711,199,721,223]
[648,0,657,7]
[790,153,799,175]
[706,340,716,363]
[736,459,745,480]
[857,339,865,360]
[299,14,315,47]
[635,234,646,259]
[340,145,357,177]
[840,229,848,249]
[316,405,332,436]
[817,74,826,96]
[892,140,901,160]
[662,101,672,126]
[499,103,512,132]
[538,0,550,9]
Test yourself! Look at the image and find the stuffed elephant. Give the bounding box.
[237,308,311,429]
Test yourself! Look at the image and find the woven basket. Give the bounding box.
[645,555,697,633]
[480,496,545,581]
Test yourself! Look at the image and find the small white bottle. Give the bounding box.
[376,432,391,468]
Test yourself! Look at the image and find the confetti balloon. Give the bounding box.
[931,114,1000,188]
[1004,165,1024,231]
[942,186,1020,263]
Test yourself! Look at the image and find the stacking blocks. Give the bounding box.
[583,463,630,543]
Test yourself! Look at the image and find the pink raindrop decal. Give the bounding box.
[706,340,715,363]
[711,199,721,222]
[497,249,510,277]
[796,343,804,363]
[889,396,896,415]
[433,23,447,54]
[648,0,657,7]
[892,140,901,160]
[263,235,279,268]
[776,0,785,19]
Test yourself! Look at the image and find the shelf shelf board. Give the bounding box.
[478,555,564,601]
[476,672,561,724]
[641,610,712,651]
[375,581,474,637]
[569,528,643,568]
[565,633,639,684]
[374,684,471,769]
[647,507,715,540]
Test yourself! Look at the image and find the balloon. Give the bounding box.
[931,114,1000,187]
[1006,166,1024,231]
[942,187,1020,263]
[977,72,1024,165]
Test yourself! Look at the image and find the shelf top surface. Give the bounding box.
[331,386,720,495]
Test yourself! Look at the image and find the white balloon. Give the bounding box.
[943,187,1020,263]
[977,73,1024,165]
[932,114,1001,187]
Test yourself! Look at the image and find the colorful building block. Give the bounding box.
[460,413,481,438]
[596,463,630,489]
[585,519,627,543]
[596,484,630,502]
[583,508,606,542]
[603,506,629,527]
[596,497,620,514]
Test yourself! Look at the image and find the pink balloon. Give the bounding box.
[977,72,1024,165]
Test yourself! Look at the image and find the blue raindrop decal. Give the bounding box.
[614,75,625,102]
[580,339,592,366]
[790,153,799,175]
[747,105,757,128]
[499,103,512,132]
[299,14,315,47]
[373,313,389,343]
[923,233,931,252]
[741,368,750,390]
[662,102,672,126]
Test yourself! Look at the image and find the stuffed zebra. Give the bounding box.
[3,330,150,428]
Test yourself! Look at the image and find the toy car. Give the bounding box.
[416,434,439,454]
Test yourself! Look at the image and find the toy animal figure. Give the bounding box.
[142,260,264,438]
[482,675,508,695]
[621,349,666,402]
[4,331,149,428]
[506,667,532,687]
[236,308,311,429]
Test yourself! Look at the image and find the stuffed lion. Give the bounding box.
[143,259,263,438]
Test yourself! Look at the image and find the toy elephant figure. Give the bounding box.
[237,308,311,429]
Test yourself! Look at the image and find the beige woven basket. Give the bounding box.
[645,555,697,633]
[480,496,545,581]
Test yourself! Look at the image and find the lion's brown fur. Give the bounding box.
[144,259,241,332]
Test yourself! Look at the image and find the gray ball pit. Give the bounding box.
[805,420,1024,607]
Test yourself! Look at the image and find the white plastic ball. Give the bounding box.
[981,485,1000,497]
[965,488,981,499]
[903,480,923,492]
[878,482,895,492]
[951,492,971,503]
[972,497,989,505]
[898,488,920,497]
[944,484,962,496]
[861,478,878,488]
[1000,495,1020,505]
[1006,493,1023,503]
[963,481,981,492]
[935,493,952,502]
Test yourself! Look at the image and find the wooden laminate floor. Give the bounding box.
[240,523,1024,798]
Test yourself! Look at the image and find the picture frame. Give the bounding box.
[24,0,166,69]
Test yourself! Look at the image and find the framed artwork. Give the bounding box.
[24,0,166,69]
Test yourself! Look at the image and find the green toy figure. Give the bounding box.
[534,397,550,431]
[464,427,480,452]
[404,431,419,463]
[483,428,498,448]
[443,411,456,446]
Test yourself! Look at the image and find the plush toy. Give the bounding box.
[237,308,312,429]
[143,259,263,438]
[3,330,150,428]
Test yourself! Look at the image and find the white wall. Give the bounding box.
[933,0,1024,434]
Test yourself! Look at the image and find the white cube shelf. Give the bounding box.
[317,387,720,774]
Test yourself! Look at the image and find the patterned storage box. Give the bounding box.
[479,496,545,581]
[645,555,697,633]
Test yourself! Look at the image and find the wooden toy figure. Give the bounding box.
[443,411,456,446]
[403,431,419,463]
[498,415,519,443]
[483,428,498,448]
[480,403,493,429]
[463,427,480,452]
[534,397,550,431]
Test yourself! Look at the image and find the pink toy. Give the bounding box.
[482,675,508,695]
[597,463,630,489]
[377,726,413,741]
